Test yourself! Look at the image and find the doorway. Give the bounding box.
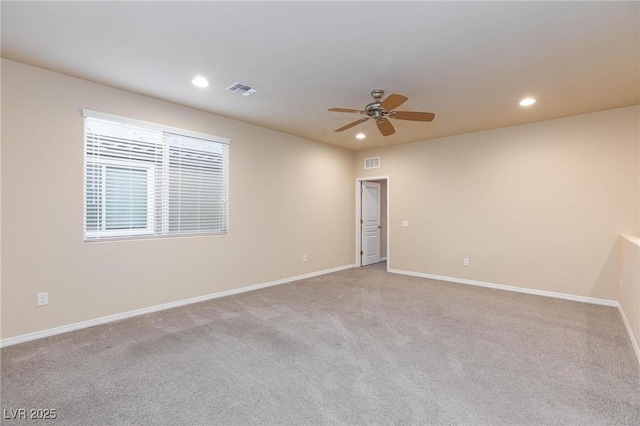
[355,176,389,268]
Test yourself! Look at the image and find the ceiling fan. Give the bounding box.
[328,89,435,136]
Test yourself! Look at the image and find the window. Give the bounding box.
[84,110,229,241]
[85,159,155,238]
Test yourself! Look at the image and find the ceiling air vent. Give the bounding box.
[225,82,260,96]
[364,157,380,169]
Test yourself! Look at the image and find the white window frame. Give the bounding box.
[84,158,155,240]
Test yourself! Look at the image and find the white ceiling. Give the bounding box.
[2,1,639,150]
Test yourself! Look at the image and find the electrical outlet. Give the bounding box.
[37,292,48,306]
[402,220,409,228]
[463,258,470,266]
[302,254,307,262]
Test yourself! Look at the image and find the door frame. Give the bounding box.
[355,175,389,269]
[361,181,381,266]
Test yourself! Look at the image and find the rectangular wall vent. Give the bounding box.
[364,157,380,169]
[225,82,260,97]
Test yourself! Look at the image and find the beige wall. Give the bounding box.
[619,235,640,359]
[2,58,639,342]
[356,106,639,300]
[1,60,355,339]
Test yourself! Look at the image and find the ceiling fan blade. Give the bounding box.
[334,117,369,132]
[393,111,435,122]
[376,118,395,136]
[379,93,408,111]
[328,108,363,113]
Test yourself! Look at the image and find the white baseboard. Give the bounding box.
[618,304,640,368]
[0,263,356,348]
[388,268,619,307]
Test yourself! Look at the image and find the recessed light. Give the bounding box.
[192,76,209,88]
[519,97,536,106]
[356,133,366,140]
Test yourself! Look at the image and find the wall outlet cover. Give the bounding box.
[37,292,49,306]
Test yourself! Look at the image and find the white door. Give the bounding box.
[361,181,381,266]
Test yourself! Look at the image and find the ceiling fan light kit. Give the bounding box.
[329,89,435,137]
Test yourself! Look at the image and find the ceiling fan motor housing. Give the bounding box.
[366,89,391,120]
[365,103,388,119]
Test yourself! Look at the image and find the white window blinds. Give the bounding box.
[83,110,230,241]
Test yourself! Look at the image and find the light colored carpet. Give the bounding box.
[2,263,639,425]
